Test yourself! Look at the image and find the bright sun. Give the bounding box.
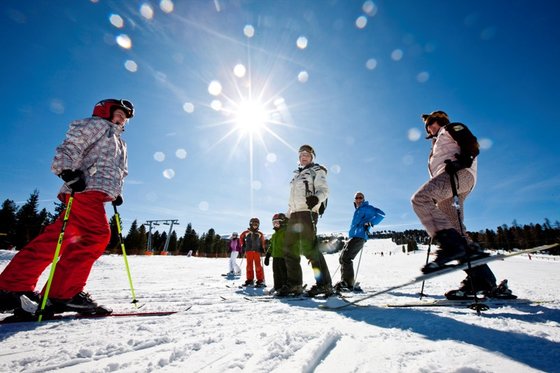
[234,100,269,133]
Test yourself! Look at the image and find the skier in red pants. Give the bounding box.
[0,98,134,316]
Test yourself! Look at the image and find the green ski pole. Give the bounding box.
[113,204,139,307]
[37,191,75,322]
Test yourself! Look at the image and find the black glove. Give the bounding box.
[112,195,123,206]
[306,195,319,210]
[444,159,463,175]
[59,169,86,192]
[264,252,271,266]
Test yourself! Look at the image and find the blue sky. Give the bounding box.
[1,1,559,237]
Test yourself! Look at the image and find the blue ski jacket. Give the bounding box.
[348,201,385,240]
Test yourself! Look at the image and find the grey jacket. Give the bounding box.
[51,117,128,200]
[288,163,328,216]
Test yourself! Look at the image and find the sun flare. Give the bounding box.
[234,100,269,134]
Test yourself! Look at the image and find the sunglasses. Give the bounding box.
[355,196,364,200]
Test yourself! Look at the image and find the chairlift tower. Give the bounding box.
[143,219,180,253]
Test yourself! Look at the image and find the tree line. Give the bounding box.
[1,191,559,256]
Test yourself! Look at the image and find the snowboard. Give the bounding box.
[320,243,558,311]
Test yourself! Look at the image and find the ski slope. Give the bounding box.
[1,239,559,372]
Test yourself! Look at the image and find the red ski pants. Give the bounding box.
[245,251,264,282]
[0,191,110,299]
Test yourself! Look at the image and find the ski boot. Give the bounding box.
[422,229,468,273]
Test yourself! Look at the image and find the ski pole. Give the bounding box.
[450,172,483,314]
[419,237,433,299]
[353,247,364,285]
[113,204,139,307]
[38,191,75,322]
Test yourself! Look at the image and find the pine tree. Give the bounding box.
[14,190,49,250]
[0,199,18,250]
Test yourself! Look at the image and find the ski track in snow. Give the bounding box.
[1,239,560,372]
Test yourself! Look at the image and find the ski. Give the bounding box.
[320,243,558,311]
[384,298,547,308]
[0,306,191,324]
[243,295,306,302]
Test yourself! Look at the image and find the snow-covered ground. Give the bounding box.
[1,239,559,373]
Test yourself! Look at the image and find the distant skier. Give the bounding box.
[0,98,135,316]
[279,144,333,297]
[411,110,515,299]
[334,192,385,293]
[265,213,289,294]
[239,218,266,287]
[226,232,242,276]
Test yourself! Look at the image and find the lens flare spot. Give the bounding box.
[124,60,138,72]
[116,34,132,49]
[391,49,403,61]
[176,149,187,159]
[355,16,368,29]
[243,25,255,38]
[154,152,165,162]
[109,14,124,28]
[479,138,493,150]
[365,58,377,70]
[199,201,209,211]
[402,154,414,166]
[210,100,223,111]
[408,128,421,142]
[252,180,262,190]
[291,223,304,233]
[160,0,174,13]
[140,4,154,19]
[298,71,309,83]
[330,164,342,174]
[363,1,377,16]
[233,64,246,78]
[183,102,194,113]
[266,153,277,163]
[49,99,65,114]
[296,36,308,49]
[163,169,175,179]
[208,80,222,96]
[416,71,429,83]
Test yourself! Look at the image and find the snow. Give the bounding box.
[1,239,559,373]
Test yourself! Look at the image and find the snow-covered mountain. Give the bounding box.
[1,239,559,372]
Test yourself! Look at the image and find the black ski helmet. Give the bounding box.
[93,99,134,120]
[249,217,260,227]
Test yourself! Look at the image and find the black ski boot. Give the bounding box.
[422,229,468,273]
[487,279,517,299]
[50,292,112,315]
[306,284,334,298]
[242,280,254,287]
[255,280,266,288]
[0,290,40,313]
[276,284,303,297]
[333,281,353,293]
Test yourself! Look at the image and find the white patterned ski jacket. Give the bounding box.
[429,125,477,184]
[287,163,329,216]
[51,117,128,201]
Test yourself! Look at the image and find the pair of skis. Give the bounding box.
[319,243,558,311]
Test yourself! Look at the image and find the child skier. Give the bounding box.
[0,98,134,317]
[239,218,266,287]
[265,213,289,294]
